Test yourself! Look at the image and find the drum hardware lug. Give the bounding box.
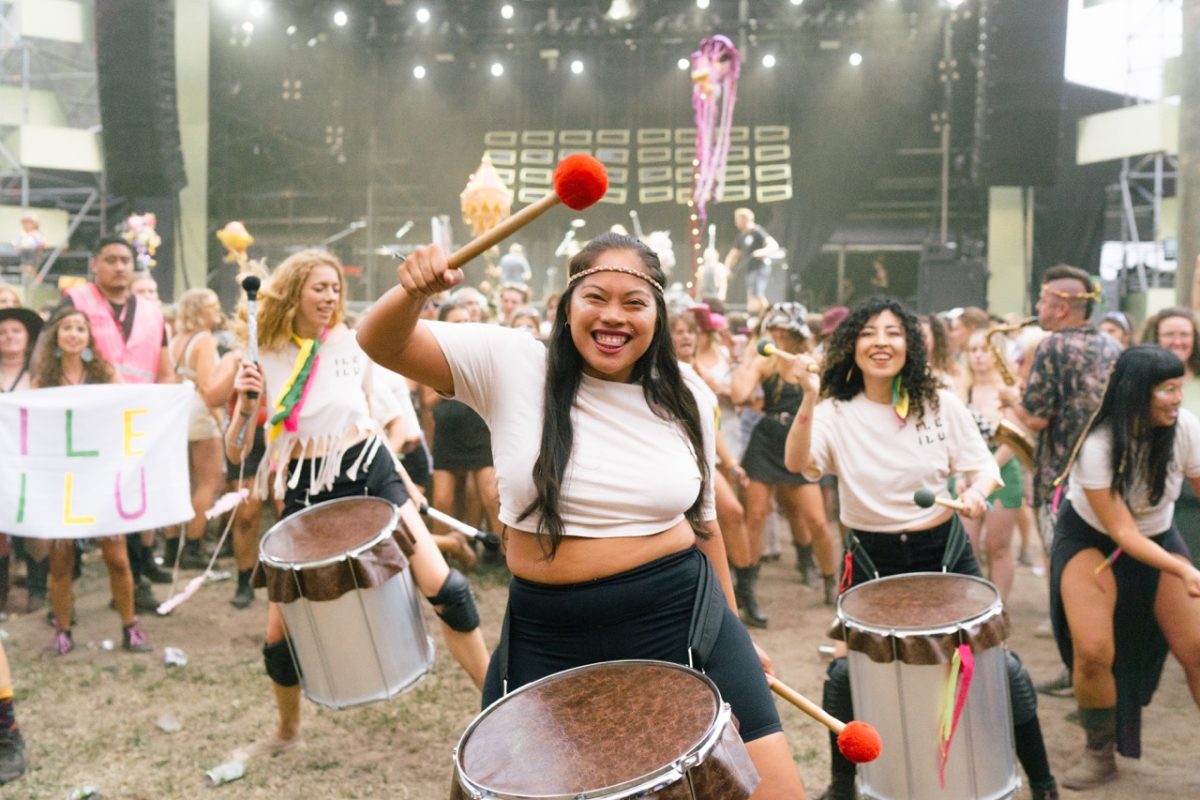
[687,646,695,670]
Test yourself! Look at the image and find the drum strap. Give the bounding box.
[843,515,970,587]
[497,607,512,696]
[686,555,726,671]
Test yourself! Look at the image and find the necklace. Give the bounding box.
[61,367,85,386]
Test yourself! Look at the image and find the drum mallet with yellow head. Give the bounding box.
[767,675,882,763]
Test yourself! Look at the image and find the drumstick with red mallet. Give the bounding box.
[767,675,883,764]
[445,153,608,269]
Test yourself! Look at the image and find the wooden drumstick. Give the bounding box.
[756,340,820,373]
[393,455,501,550]
[448,154,608,268]
[912,488,969,513]
[767,675,882,764]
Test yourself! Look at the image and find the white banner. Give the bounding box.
[0,383,194,538]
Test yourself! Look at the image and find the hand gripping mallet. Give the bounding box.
[448,153,608,268]
[756,339,821,373]
[767,675,883,764]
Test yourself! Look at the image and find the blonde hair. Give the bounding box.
[0,284,21,309]
[174,288,219,335]
[256,249,345,351]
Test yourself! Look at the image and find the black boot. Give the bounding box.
[180,539,210,570]
[23,557,47,613]
[162,537,180,568]
[733,565,768,628]
[231,568,255,609]
[0,555,9,617]
[794,543,815,586]
[823,573,836,607]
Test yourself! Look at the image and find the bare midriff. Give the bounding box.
[504,517,698,584]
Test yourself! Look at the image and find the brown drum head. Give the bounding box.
[459,661,718,796]
[840,573,999,629]
[261,496,397,566]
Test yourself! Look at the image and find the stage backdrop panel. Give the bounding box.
[0,383,193,538]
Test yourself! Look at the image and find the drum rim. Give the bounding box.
[258,496,401,570]
[836,571,1003,636]
[453,659,730,800]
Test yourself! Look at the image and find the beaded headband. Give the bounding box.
[1040,282,1101,302]
[567,264,664,294]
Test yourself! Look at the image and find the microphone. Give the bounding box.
[235,274,262,449]
[913,488,969,513]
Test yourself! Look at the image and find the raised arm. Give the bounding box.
[357,245,462,396]
[783,354,821,474]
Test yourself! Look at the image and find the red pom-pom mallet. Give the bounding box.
[767,675,883,764]
[448,154,608,269]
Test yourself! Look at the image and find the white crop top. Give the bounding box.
[427,321,717,538]
[255,325,399,497]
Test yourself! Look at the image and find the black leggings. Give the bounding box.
[482,547,783,742]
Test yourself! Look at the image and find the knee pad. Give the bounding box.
[1006,649,1039,726]
[263,639,300,688]
[426,568,479,633]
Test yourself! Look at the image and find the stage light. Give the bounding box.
[696,0,710,8]
[678,58,690,70]
[501,4,514,19]
[333,9,348,26]
[241,21,254,33]
[762,54,776,68]
[416,6,431,23]
[413,65,426,79]
[943,0,965,7]
[286,24,297,35]
[849,52,863,66]
[490,62,504,77]
[248,0,266,18]
[606,0,635,21]
[790,0,804,5]
[570,59,584,75]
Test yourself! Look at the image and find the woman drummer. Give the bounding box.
[225,249,489,756]
[358,232,806,798]
[783,295,1058,800]
[1050,346,1200,789]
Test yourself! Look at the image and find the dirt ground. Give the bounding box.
[2,532,1198,799]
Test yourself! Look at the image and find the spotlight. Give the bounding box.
[790,0,804,5]
[942,0,965,7]
[570,59,584,74]
[501,3,514,20]
[416,6,431,23]
[490,62,504,77]
[286,24,297,35]
[248,0,266,18]
[413,65,426,79]
[332,9,347,26]
[849,52,863,66]
[241,21,254,33]
[762,54,776,68]
[696,0,710,8]
[677,57,690,70]
[606,0,634,21]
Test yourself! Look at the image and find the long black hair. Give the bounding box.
[820,295,941,422]
[518,232,709,557]
[1092,345,1185,507]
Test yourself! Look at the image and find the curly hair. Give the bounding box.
[31,309,115,386]
[256,249,345,351]
[820,295,940,421]
[174,288,220,336]
[1142,307,1200,377]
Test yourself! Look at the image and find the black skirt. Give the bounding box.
[432,399,494,472]
[741,416,812,486]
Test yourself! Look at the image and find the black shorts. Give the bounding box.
[481,547,782,742]
[847,516,982,585]
[226,424,266,481]
[281,438,410,520]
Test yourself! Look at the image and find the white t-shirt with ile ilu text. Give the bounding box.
[806,389,1001,532]
[426,321,717,538]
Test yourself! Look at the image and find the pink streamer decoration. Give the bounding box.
[690,35,741,225]
[284,329,327,434]
[938,644,975,788]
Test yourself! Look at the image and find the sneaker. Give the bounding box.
[133,579,160,614]
[122,618,153,653]
[0,727,26,785]
[46,630,73,657]
[1036,667,1075,698]
[142,560,174,585]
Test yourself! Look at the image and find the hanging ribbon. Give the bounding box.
[1093,547,1122,578]
[267,330,326,443]
[891,373,909,423]
[937,643,975,788]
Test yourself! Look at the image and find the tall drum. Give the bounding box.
[451,660,759,799]
[257,496,434,709]
[832,573,1018,800]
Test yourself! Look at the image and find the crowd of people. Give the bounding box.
[0,232,1198,798]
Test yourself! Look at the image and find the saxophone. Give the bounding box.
[984,318,1038,470]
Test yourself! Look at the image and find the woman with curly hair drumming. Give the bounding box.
[226,250,488,757]
[359,232,806,798]
[33,309,151,655]
[1050,346,1200,789]
[783,295,1059,800]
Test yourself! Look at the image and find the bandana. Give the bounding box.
[267,329,327,442]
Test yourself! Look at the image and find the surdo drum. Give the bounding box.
[833,573,1019,800]
[451,660,759,799]
[256,496,435,709]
